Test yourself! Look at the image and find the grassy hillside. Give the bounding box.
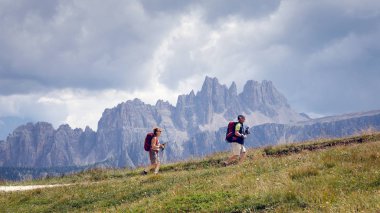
[1,133,380,212]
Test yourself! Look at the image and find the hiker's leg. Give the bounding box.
[154,163,160,174]
[239,152,246,164]
[225,142,241,165]
[145,151,156,173]
[152,151,160,174]
[238,146,247,164]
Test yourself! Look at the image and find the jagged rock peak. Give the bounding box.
[198,76,229,97]
[14,122,54,133]
[102,98,148,115]
[156,99,173,108]
[200,76,221,92]
[128,98,144,105]
[112,98,145,108]
[242,80,260,91]
[204,76,219,84]
[58,124,72,131]
[189,90,195,97]
[34,121,54,129]
[240,79,288,107]
[84,126,94,132]
[229,81,237,96]
[262,80,273,85]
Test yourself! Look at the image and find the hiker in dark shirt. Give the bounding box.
[224,115,248,166]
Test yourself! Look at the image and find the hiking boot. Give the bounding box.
[141,170,148,175]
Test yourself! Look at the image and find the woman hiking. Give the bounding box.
[142,127,166,175]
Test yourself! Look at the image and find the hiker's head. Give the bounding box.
[153,127,162,137]
[238,115,246,123]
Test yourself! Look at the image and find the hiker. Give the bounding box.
[224,115,249,166]
[142,127,166,175]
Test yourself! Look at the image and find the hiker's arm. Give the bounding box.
[235,124,243,137]
[235,130,243,137]
[151,137,160,150]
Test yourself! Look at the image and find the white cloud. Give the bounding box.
[0,93,68,127]
[0,83,197,130]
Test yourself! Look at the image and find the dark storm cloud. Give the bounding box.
[0,0,178,94]
[247,1,380,115]
[0,0,379,118]
[198,0,281,23]
[0,0,60,20]
[141,0,281,21]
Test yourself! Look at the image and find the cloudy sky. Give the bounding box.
[0,0,379,131]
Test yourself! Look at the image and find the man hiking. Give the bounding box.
[224,115,248,166]
[142,127,166,175]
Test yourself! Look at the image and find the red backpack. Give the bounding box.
[225,122,238,142]
[144,133,155,151]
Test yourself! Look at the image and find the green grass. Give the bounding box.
[1,133,380,212]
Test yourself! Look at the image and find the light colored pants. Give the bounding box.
[231,142,246,156]
[149,150,160,164]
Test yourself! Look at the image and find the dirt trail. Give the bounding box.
[0,184,72,192]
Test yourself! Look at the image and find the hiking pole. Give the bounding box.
[160,142,167,163]
[160,143,167,151]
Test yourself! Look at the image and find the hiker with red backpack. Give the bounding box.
[223,115,250,166]
[142,127,166,175]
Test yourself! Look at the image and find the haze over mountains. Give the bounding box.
[1,77,379,180]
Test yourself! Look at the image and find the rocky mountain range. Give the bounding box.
[1,77,379,180]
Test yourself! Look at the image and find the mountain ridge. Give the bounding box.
[1,76,380,180]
